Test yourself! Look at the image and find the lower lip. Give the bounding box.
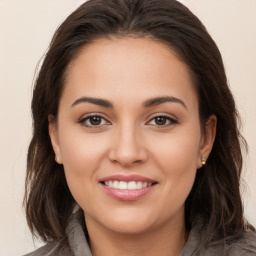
[100,183,156,201]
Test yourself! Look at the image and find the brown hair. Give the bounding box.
[24,0,254,248]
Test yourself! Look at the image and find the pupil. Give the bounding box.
[155,116,166,125]
[90,116,101,125]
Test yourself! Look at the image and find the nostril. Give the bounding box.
[108,136,148,166]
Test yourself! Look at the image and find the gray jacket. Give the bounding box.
[24,210,256,256]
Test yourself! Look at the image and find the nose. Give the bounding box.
[108,123,148,167]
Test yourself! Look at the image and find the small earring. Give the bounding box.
[201,155,206,165]
[55,156,61,164]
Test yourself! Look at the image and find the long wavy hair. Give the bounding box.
[24,0,254,248]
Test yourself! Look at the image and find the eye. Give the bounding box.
[79,115,110,127]
[147,115,178,126]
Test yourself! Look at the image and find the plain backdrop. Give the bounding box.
[0,0,255,255]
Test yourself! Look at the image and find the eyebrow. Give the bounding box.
[71,97,113,108]
[71,96,187,109]
[143,96,187,109]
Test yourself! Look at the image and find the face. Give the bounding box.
[49,37,216,235]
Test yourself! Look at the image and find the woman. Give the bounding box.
[23,0,256,255]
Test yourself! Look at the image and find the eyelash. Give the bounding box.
[79,114,110,128]
[146,115,178,126]
[78,114,178,128]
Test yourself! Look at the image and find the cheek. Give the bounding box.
[149,128,200,194]
[59,133,111,211]
[152,129,200,166]
[59,126,108,169]
[58,126,110,194]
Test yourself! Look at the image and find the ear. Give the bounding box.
[48,114,62,164]
[197,115,217,168]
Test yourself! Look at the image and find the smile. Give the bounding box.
[99,175,158,200]
[103,180,153,190]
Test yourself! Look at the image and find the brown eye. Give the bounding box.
[89,116,102,125]
[79,115,110,127]
[155,116,168,125]
[147,115,178,126]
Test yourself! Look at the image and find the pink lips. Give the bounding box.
[99,174,157,201]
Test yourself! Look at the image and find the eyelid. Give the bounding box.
[78,113,112,128]
[77,112,178,128]
[146,113,179,126]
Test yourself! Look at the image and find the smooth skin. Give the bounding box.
[49,37,216,256]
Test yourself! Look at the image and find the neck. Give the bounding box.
[85,214,188,256]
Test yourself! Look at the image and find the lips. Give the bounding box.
[99,175,158,201]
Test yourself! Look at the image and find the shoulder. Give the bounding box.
[22,208,91,256]
[182,225,256,256]
[22,241,72,256]
[204,230,256,256]
[225,230,256,255]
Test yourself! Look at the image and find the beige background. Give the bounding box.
[0,0,255,255]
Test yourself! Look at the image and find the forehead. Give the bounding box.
[63,37,198,110]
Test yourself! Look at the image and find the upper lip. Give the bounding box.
[99,174,157,183]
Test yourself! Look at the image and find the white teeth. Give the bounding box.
[119,181,127,190]
[113,181,119,189]
[127,181,136,190]
[104,180,154,190]
[136,181,142,189]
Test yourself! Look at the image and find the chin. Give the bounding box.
[97,209,160,235]
[105,220,154,235]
